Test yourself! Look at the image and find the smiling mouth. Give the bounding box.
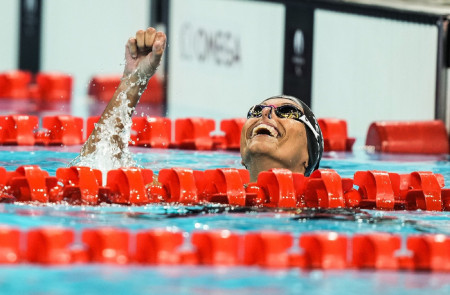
[251,124,279,138]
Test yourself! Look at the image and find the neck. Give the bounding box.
[246,156,305,182]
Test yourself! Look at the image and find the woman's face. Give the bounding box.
[240,98,309,174]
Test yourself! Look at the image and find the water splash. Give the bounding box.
[71,71,149,176]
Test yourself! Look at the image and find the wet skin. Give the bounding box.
[81,27,167,157]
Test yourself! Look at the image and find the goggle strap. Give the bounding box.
[299,115,320,139]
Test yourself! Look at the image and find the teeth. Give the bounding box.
[252,124,278,138]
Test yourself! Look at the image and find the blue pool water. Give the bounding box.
[0,146,449,294]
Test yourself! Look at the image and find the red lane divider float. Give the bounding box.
[256,169,301,208]
[88,74,163,104]
[0,71,72,102]
[192,230,241,266]
[27,228,74,264]
[132,117,171,148]
[1,227,449,271]
[5,165,58,203]
[1,115,449,156]
[0,226,20,264]
[38,115,84,145]
[304,169,345,209]
[36,72,73,102]
[352,233,401,270]
[0,71,33,99]
[244,231,294,268]
[405,171,445,211]
[354,170,398,210]
[404,234,450,271]
[318,118,355,152]
[82,228,130,264]
[158,168,198,203]
[135,230,186,265]
[0,115,39,145]
[0,114,245,150]
[0,166,448,211]
[199,168,249,206]
[220,118,246,151]
[366,120,449,154]
[175,118,216,150]
[88,75,122,103]
[301,232,348,269]
[55,166,103,205]
[107,167,154,205]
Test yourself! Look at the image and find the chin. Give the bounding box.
[246,140,278,157]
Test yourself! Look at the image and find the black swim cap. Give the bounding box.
[263,95,324,176]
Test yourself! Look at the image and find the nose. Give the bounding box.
[261,106,274,119]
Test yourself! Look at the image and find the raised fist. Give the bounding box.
[123,27,167,80]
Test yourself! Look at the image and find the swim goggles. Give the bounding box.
[247,104,320,139]
[247,104,304,120]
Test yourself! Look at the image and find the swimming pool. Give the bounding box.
[0,145,449,294]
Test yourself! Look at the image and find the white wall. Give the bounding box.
[0,0,20,71]
[167,0,285,121]
[41,0,151,116]
[312,9,438,139]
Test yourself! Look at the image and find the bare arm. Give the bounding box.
[81,28,167,156]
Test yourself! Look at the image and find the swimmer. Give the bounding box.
[80,27,323,181]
